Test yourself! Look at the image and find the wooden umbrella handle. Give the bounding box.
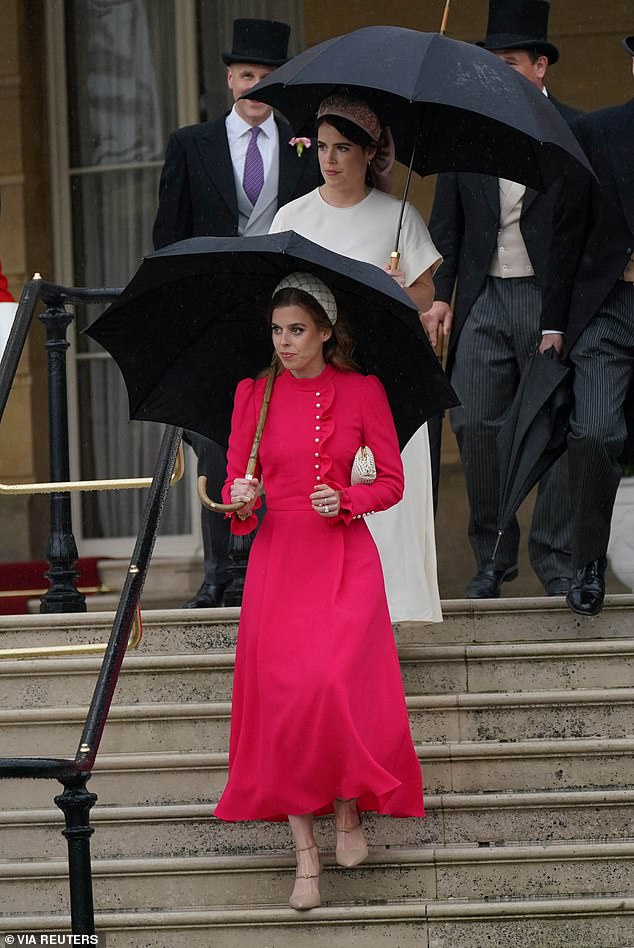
[198,353,278,513]
[440,0,451,35]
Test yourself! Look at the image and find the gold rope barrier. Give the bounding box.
[0,607,142,660]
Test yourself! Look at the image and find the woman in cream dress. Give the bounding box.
[271,94,443,621]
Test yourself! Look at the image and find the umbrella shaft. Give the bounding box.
[198,353,278,513]
[394,146,417,254]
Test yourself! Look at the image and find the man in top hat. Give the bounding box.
[153,19,320,608]
[540,36,634,616]
[425,0,581,599]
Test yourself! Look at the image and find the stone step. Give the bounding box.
[5,737,634,810]
[5,638,634,711]
[3,686,634,758]
[0,653,237,709]
[399,639,634,695]
[0,609,242,656]
[2,596,634,657]
[4,896,634,947]
[4,840,634,915]
[4,788,634,862]
[25,557,204,613]
[0,701,231,756]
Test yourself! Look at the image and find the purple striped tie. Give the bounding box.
[243,127,264,206]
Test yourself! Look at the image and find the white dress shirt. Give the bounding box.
[225,106,277,184]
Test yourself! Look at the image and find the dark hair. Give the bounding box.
[316,113,375,150]
[267,286,359,373]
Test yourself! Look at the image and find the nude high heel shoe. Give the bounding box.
[289,843,321,911]
[335,802,369,868]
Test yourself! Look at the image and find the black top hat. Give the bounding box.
[477,0,559,65]
[222,19,290,68]
[623,36,634,56]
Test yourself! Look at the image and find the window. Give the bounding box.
[48,0,302,552]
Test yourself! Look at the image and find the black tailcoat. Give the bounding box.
[153,113,321,248]
[542,99,634,350]
[429,95,582,370]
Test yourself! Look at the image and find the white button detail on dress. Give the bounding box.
[315,392,320,396]
[316,403,321,408]
[314,452,319,457]
[315,415,320,420]
[316,476,321,481]
[315,464,319,469]
[315,426,320,431]
[315,438,319,443]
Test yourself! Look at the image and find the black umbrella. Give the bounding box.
[84,231,459,451]
[493,347,571,559]
[246,26,594,193]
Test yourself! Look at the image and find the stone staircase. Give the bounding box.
[1,598,634,946]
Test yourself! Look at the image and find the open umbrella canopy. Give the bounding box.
[495,347,571,548]
[84,231,459,450]
[246,26,593,190]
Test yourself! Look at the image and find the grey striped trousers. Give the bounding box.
[450,276,572,586]
[185,431,233,586]
[568,280,634,568]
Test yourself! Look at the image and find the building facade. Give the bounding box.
[0,0,631,576]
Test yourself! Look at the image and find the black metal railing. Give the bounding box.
[0,279,123,612]
[0,279,183,934]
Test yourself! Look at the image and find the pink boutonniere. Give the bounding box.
[289,137,312,157]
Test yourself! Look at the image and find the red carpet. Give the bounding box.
[0,558,104,615]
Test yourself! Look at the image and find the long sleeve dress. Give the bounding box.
[270,188,443,622]
[213,364,425,822]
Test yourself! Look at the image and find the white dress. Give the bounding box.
[271,188,443,622]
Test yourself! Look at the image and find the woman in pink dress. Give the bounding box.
[213,272,424,910]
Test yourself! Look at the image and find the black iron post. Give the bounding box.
[225,533,251,606]
[54,772,97,935]
[39,297,85,613]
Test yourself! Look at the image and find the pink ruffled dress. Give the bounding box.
[213,364,424,822]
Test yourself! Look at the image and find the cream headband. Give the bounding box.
[316,94,381,143]
[273,272,338,325]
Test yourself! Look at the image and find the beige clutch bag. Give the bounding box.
[351,445,377,485]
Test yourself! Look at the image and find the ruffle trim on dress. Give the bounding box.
[335,488,355,526]
[312,368,337,489]
[285,365,348,524]
[227,495,262,535]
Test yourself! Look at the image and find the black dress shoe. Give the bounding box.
[465,566,518,599]
[183,582,231,609]
[544,577,571,597]
[566,558,606,617]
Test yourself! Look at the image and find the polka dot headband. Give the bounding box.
[273,272,338,325]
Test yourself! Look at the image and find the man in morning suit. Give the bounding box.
[426,0,580,599]
[153,19,320,608]
[540,36,634,617]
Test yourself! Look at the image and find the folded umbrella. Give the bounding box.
[84,231,459,452]
[493,347,571,559]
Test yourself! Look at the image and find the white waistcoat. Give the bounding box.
[488,179,535,279]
